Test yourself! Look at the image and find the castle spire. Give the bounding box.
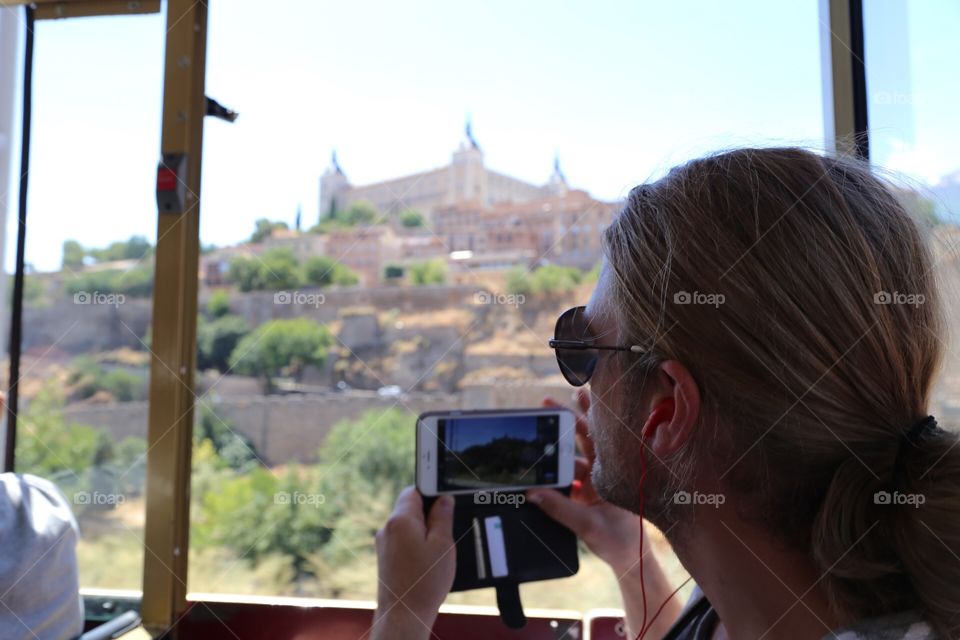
[329,149,344,176]
[464,117,480,151]
[546,153,568,195]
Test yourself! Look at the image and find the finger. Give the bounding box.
[542,397,565,410]
[572,457,600,505]
[526,488,595,537]
[575,416,595,462]
[577,387,591,414]
[391,486,425,522]
[426,494,455,545]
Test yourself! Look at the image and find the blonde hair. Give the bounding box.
[602,147,960,636]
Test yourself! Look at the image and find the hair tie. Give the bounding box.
[892,415,941,487]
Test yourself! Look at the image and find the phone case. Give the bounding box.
[416,409,579,591]
[423,488,579,592]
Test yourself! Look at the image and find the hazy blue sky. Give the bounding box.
[2,0,958,271]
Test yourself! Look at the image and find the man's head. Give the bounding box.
[559,147,958,629]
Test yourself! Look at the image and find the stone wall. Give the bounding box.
[62,381,572,467]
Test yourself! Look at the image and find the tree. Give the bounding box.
[206,289,232,318]
[228,257,261,292]
[62,240,86,269]
[68,356,146,402]
[304,256,359,288]
[530,264,581,294]
[229,318,333,392]
[250,218,290,244]
[15,384,113,476]
[190,407,413,578]
[197,314,250,372]
[228,249,302,291]
[383,264,404,280]
[64,265,154,298]
[259,248,303,290]
[86,236,152,263]
[399,209,425,228]
[506,264,582,296]
[194,401,259,472]
[333,201,380,226]
[408,258,446,285]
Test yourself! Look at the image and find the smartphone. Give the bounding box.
[417,408,576,497]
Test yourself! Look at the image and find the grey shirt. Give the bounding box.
[0,473,83,640]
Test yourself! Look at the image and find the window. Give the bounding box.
[4,8,165,602]
[182,0,825,612]
[864,0,960,221]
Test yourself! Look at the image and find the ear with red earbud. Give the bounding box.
[641,398,675,442]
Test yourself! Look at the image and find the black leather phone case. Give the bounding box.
[424,487,579,592]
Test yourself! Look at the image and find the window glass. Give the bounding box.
[186,0,824,610]
[3,9,166,601]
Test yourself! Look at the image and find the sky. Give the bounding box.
[1,0,958,272]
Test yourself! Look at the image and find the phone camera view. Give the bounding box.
[437,414,560,490]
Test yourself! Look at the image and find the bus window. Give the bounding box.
[864,0,960,222]
[184,0,824,611]
[3,9,165,611]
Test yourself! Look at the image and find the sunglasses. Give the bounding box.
[548,306,647,386]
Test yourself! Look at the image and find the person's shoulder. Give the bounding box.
[825,609,936,640]
[0,472,79,535]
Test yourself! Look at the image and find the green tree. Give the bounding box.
[333,201,381,226]
[62,240,86,269]
[505,266,532,296]
[228,249,301,291]
[87,236,152,263]
[229,318,333,391]
[304,256,359,287]
[68,356,146,402]
[531,264,582,294]
[399,209,425,228]
[190,407,414,577]
[206,290,232,318]
[383,264,404,280]
[250,218,290,243]
[64,265,154,298]
[259,248,303,290]
[228,256,261,292]
[197,314,250,373]
[507,264,582,296]
[194,402,259,472]
[15,384,113,476]
[408,258,446,285]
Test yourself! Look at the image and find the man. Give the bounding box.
[371,149,950,639]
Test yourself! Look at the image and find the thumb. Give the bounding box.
[526,489,594,537]
[426,494,455,544]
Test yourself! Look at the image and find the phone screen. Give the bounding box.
[436,413,560,490]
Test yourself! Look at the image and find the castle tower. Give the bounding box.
[545,154,568,196]
[319,150,351,221]
[449,119,487,206]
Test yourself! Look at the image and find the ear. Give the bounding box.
[641,360,700,458]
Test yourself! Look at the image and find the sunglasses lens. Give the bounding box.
[554,307,598,386]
